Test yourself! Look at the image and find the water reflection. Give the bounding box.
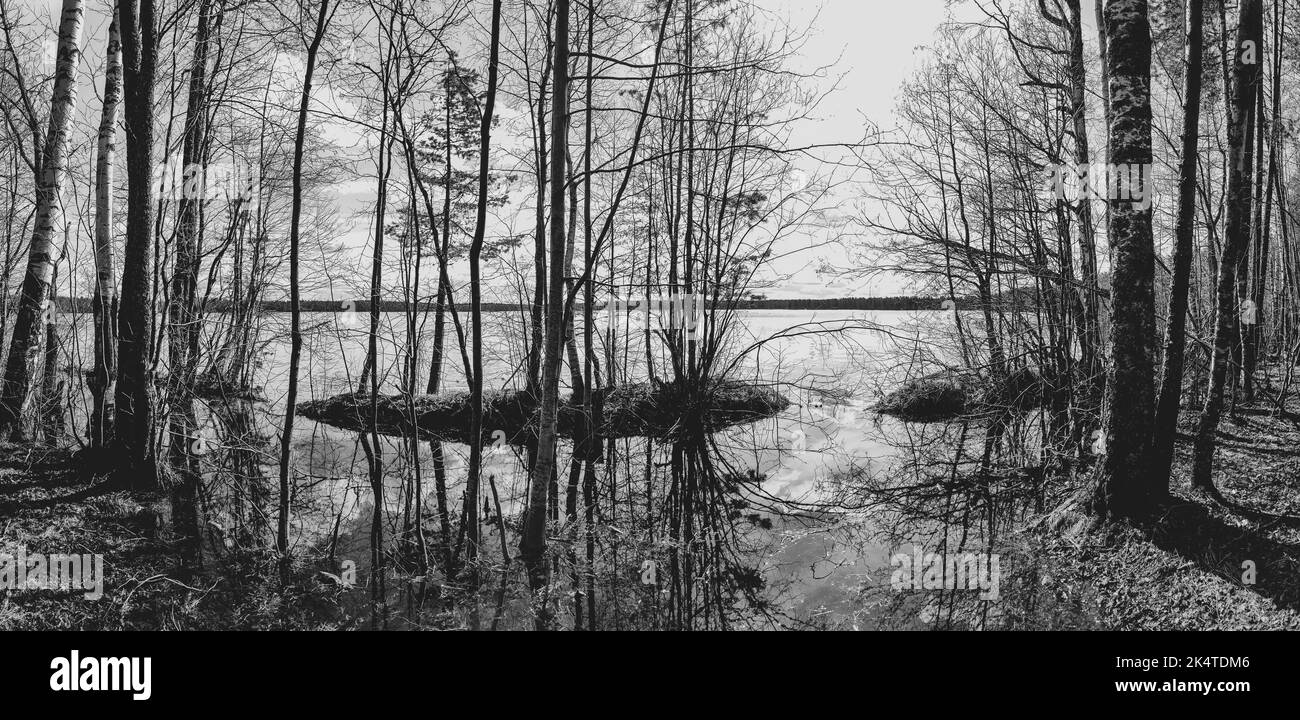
[193,381,1072,630]
[163,309,1083,630]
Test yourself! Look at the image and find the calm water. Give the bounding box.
[56,309,1056,629]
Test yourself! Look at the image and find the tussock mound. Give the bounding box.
[298,380,791,443]
[875,369,1045,422]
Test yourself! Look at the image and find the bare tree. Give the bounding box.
[90,9,123,448]
[0,0,83,440]
[468,0,504,582]
[1191,0,1263,490]
[276,0,335,581]
[1151,0,1203,484]
[521,0,566,596]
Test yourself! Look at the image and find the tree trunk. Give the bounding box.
[40,261,65,441]
[1091,0,1162,520]
[1243,0,1282,401]
[1191,0,1262,489]
[522,0,568,596]
[114,0,159,488]
[277,0,332,581]
[90,10,122,448]
[1064,1,1103,400]
[0,0,83,440]
[168,0,217,571]
[1151,0,1202,483]
[466,0,504,581]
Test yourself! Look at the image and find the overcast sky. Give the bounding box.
[754,0,956,297]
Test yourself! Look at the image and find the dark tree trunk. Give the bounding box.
[1242,0,1282,400]
[114,0,159,488]
[1062,1,1104,403]
[465,0,504,581]
[277,0,331,580]
[522,0,568,597]
[1151,0,1203,483]
[168,0,217,571]
[1091,0,1162,520]
[1191,0,1263,490]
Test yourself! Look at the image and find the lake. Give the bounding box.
[58,308,1054,629]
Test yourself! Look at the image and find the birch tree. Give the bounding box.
[0,0,83,440]
[90,10,122,448]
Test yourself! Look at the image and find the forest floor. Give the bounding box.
[1009,391,1300,630]
[0,446,355,630]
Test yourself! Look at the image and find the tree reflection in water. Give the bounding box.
[196,391,1084,630]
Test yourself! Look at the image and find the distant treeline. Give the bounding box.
[730,296,967,311]
[49,295,974,313]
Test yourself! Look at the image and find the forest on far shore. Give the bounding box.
[41,295,956,313]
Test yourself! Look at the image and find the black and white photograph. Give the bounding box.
[0,0,1293,698]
